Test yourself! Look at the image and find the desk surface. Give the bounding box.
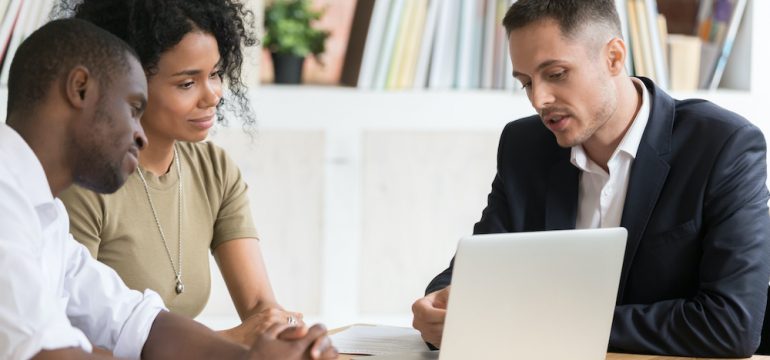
[339,353,770,360]
[331,326,770,360]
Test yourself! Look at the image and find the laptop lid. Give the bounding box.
[439,228,627,360]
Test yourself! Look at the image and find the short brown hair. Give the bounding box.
[502,0,622,39]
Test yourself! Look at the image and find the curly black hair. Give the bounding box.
[53,0,258,129]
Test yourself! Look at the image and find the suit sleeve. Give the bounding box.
[426,125,513,295]
[610,124,770,357]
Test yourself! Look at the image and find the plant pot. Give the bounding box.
[271,52,305,84]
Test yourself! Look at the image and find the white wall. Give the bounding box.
[200,89,523,328]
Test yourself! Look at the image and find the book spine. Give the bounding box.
[429,0,460,89]
[340,0,375,87]
[358,0,394,89]
[398,0,429,89]
[708,0,747,90]
[373,0,405,90]
[644,0,668,88]
[481,0,497,89]
[386,0,417,89]
[413,0,441,89]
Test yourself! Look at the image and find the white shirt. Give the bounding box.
[573,78,651,229]
[0,124,167,360]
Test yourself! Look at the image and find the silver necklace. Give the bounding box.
[136,145,184,294]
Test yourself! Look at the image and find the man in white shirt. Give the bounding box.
[412,0,770,357]
[0,19,337,360]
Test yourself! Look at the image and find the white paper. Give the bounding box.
[330,325,430,355]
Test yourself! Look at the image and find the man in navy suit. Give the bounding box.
[411,0,770,357]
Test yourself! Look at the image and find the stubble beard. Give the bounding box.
[561,86,618,149]
[71,108,128,194]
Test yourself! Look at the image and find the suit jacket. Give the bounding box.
[427,78,770,357]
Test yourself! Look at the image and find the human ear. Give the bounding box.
[65,66,94,109]
[606,37,627,76]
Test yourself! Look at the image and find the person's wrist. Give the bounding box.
[219,326,246,345]
[215,331,250,360]
[255,302,283,313]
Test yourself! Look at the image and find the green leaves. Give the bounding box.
[263,0,330,59]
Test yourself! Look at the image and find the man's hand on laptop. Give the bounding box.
[412,286,450,348]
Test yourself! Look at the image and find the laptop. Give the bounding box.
[358,228,627,360]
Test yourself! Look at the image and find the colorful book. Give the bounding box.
[396,0,428,89]
[634,0,655,80]
[696,0,715,36]
[428,0,460,89]
[707,0,747,90]
[0,0,12,27]
[456,0,485,89]
[357,0,394,88]
[0,0,31,86]
[373,0,405,90]
[340,0,375,87]
[667,34,701,92]
[480,0,497,89]
[493,0,508,89]
[626,0,646,78]
[503,0,517,91]
[385,0,415,89]
[0,0,22,65]
[657,14,668,75]
[643,0,667,89]
[413,0,441,89]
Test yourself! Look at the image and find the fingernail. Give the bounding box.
[312,349,320,358]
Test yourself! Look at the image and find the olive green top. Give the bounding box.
[60,141,258,317]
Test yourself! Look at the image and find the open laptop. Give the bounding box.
[358,228,627,360]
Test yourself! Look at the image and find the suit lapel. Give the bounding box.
[616,143,670,301]
[545,156,579,230]
[615,77,675,302]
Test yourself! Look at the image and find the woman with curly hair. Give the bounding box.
[56,0,302,346]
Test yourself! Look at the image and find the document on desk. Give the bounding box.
[330,325,430,355]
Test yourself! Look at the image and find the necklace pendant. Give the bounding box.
[175,279,184,294]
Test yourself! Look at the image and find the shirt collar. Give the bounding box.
[0,123,54,207]
[570,77,651,171]
[615,78,650,159]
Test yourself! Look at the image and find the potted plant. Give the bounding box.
[263,0,330,84]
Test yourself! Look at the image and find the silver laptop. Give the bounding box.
[360,228,627,360]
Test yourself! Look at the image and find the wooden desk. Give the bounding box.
[331,327,770,360]
[338,352,770,360]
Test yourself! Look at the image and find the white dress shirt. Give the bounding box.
[0,124,167,360]
[573,78,651,229]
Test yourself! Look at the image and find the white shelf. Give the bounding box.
[0,85,764,130]
[246,85,765,134]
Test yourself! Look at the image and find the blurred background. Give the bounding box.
[205,0,769,330]
[0,0,767,330]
